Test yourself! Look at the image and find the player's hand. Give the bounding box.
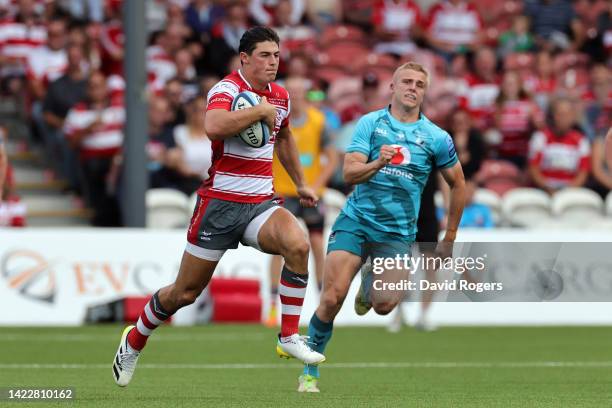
[297,185,318,208]
[376,145,396,168]
[257,96,277,132]
[434,239,454,261]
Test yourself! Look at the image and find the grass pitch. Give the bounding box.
[0,324,611,407]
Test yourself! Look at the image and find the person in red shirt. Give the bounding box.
[528,97,591,194]
[372,0,422,55]
[112,27,325,389]
[425,0,483,59]
[491,70,544,167]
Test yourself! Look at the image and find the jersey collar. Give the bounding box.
[238,69,272,92]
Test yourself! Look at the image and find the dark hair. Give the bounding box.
[239,26,280,55]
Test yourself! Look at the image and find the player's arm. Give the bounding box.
[275,126,317,206]
[204,96,276,141]
[343,146,395,185]
[439,162,465,242]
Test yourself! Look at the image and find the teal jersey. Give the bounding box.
[343,107,458,239]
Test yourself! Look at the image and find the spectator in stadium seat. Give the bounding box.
[204,2,249,77]
[0,0,46,76]
[498,15,536,58]
[523,50,557,111]
[26,18,67,101]
[249,0,305,26]
[272,0,317,65]
[424,0,484,61]
[146,96,179,190]
[174,48,199,101]
[583,64,612,141]
[528,97,591,194]
[372,0,423,56]
[41,42,89,193]
[147,23,185,92]
[165,95,212,195]
[164,78,187,127]
[462,47,500,130]
[490,70,544,167]
[524,0,586,51]
[448,107,486,180]
[306,0,342,31]
[184,0,225,36]
[63,71,124,226]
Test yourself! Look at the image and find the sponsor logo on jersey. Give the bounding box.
[389,144,411,165]
[375,127,387,136]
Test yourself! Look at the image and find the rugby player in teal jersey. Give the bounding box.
[298,62,466,392]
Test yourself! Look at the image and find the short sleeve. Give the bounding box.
[345,115,374,157]
[434,131,458,169]
[528,130,546,165]
[206,80,239,111]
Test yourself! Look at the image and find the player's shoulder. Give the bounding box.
[208,71,243,98]
[358,108,388,127]
[420,114,451,141]
[269,82,289,100]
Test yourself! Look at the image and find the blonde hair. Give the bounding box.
[393,61,430,87]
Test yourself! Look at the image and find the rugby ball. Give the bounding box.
[231,91,271,148]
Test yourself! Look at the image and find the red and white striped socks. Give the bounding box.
[279,266,308,339]
[127,291,171,351]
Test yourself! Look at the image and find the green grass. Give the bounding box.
[0,325,611,407]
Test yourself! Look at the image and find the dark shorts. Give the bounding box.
[186,196,282,261]
[327,212,413,261]
[282,196,325,232]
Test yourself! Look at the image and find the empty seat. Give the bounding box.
[552,188,604,223]
[146,188,189,229]
[473,188,502,225]
[502,188,552,227]
[475,159,523,196]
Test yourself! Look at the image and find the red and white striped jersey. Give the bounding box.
[63,99,125,160]
[497,99,542,158]
[25,46,66,86]
[199,69,290,203]
[0,19,46,65]
[462,73,500,129]
[99,20,124,76]
[528,128,591,189]
[426,1,482,46]
[146,45,176,92]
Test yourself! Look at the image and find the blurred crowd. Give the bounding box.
[0,0,609,227]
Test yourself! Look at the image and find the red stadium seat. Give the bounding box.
[320,24,367,48]
[313,66,349,84]
[475,159,524,196]
[209,278,262,323]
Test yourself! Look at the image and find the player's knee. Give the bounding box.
[285,238,310,261]
[177,288,201,308]
[320,289,344,315]
[372,302,396,315]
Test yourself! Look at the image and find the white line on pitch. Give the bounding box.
[0,333,266,342]
[1,362,612,370]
